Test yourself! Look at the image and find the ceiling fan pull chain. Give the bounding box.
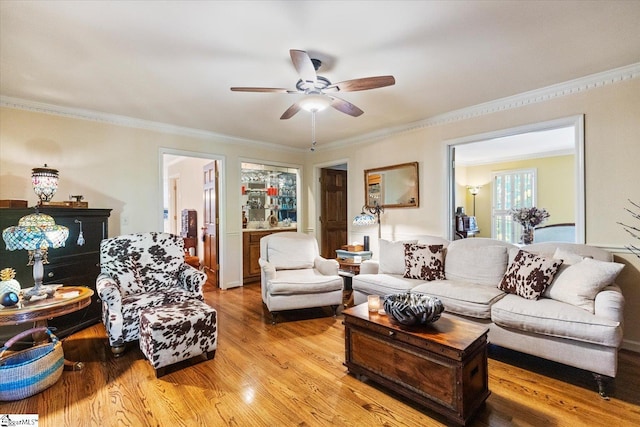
[310,110,317,152]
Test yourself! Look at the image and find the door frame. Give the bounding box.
[159,148,227,286]
[314,158,350,254]
[239,157,303,284]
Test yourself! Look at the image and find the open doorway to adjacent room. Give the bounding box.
[161,150,224,287]
[445,115,585,243]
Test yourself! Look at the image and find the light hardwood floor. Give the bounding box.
[1,283,639,426]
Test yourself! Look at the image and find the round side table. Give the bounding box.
[0,286,94,370]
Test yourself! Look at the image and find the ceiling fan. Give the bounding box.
[230,49,395,120]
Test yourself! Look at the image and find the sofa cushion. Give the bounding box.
[352,273,423,296]
[445,240,510,286]
[403,244,445,281]
[267,234,316,270]
[543,247,588,298]
[267,269,343,295]
[412,279,506,319]
[545,257,625,313]
[379,239,417,275]
[492,294,622,347]
[552,247,587,265]
[499,250,563,300]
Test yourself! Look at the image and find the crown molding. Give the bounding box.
[320,62,640,151]
[0,96,306,154]
[2,62,638,153]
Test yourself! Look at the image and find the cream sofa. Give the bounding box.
[352,236,625,397]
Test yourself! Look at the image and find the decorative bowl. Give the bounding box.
[383,293,444,326]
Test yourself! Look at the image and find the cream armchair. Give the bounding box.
[259,232,343,324]
[96,232,207,356]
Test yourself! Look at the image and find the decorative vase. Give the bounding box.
[521,225,534,245]
[0,268,21,296]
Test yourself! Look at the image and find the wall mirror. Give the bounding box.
[365,162,419,208]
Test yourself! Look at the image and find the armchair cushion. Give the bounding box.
[266,232,316,269]
[100,232,185,296]
[267,269,343,295]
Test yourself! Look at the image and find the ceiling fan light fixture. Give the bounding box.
[299,94,331,112]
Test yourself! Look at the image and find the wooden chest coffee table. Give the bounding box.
[343,303,490,425]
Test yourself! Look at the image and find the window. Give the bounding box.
[492,168,537,243]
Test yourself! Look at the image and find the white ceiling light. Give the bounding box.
[299,94,331,112]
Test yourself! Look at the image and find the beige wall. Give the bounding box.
[307,78,640,351]
[460,154,575,238]
[0,108,305,289]
[1,77,638,350]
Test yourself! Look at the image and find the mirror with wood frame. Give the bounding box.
[365,162,419,208]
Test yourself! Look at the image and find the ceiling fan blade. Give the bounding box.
[290,49,317,85]
[327,75,396,92]
[329,96,364,117]
[230,87,296,93]
[280,103,301,120]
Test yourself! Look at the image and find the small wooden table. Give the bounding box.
[337,259,362,307]
[336,258,361,275]
[0,286,94,370]
[343,303,490,425]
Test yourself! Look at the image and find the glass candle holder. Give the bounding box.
[367,295,380,312]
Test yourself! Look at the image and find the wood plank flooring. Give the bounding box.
[1,283,639,426]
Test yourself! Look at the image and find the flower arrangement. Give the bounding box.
[510,207,550,228]
[510,207,550,244]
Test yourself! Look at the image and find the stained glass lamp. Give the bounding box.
[353,204,385,238]
[2,212,69,300]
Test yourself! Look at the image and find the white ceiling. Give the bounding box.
[1,1,639,151]
[455,126,576,166]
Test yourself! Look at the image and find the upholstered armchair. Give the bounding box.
[259,232,343,324]
[96,232,207,356]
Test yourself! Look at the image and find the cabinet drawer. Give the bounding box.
[44,256,99,285]
[249,231,271,243]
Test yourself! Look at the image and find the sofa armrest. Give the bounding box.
[594,284,625,324]
[96,272,122,309]
[314,256,339,276]
[95,272,126,347]
[360,260,379,275]
[178,264,207,299]
[259,258,276,283]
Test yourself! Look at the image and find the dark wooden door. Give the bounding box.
[320,168,348,259]
[203,161,219,287]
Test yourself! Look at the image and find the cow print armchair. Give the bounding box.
[96,232,207,356]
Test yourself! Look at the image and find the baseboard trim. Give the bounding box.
[622,339,640,354]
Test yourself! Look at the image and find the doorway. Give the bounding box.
[318,162,348,259]
[445,115,585,243]
[161,150,224,287]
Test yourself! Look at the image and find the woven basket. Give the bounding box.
[0,327,64,401]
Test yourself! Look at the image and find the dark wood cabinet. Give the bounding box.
[242,229,290,284]
[0,207,111,341]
